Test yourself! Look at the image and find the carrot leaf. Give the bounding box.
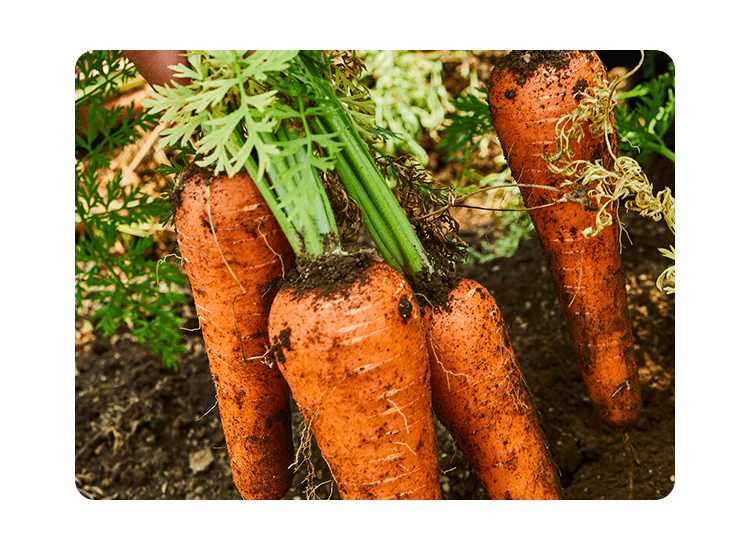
[614,60,675,164]
[144,50,346,258]
[76,50,188,369]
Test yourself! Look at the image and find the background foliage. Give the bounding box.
[75,50,187,369]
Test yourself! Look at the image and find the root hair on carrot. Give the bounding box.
[622,431,640,499]
[256,219,288,279]
[279,366,361,499]
[294,417,335,500]
[612,379,632,398]
[565,242,586,308]
[204,184,246,295]
[230,293,249,362]
[296,419,318,499]
[175,229,210,263]
[390,440,417,458]
[500,370,530,413]
[537,52,675,293]
[488,309,532,414]
[195,398,218,422]
[426,337,470,391]
[378,390,411,434]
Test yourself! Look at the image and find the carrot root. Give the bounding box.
[488,50,641,432]
[174,164,295,499]
[269,261,441,500]
[423,278,562,499]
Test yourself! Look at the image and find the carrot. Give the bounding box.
[487,50,641,431]
[268,258,441,500]
[422,278,562,499]
[173,163,295,499]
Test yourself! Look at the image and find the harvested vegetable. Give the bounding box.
[423,278,562,499]
[172,164,295,499]
[488,50,641,431]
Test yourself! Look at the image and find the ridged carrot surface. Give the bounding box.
[174,164,295,499]
[488,50,641,431]
[268,261,441,499]
[423,278,561,499]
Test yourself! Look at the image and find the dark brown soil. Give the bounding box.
[75,51,674,501]
[281,249,379,296]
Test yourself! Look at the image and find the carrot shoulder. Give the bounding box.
[173,164,295,499]
[423,278,561,499]
[268,260,441,500]
[488,50,641,432]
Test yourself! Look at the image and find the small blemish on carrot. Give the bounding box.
[398,295,413,322]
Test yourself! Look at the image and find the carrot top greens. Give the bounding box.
[145,50,435,282]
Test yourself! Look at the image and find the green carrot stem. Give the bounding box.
[318,132,402,269]
[317,113,431,282]
[241,123,341,259]
[240,150,305,255]
[290,103,341,242]
[299,52,433,282]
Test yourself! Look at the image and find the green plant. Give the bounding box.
[361,50,452,166]
[144,50,434,280]
[614,53,675,164]
[439,89,496,184]
[438,87,535,262]
[75,50,188,369]
[462,200,535,264]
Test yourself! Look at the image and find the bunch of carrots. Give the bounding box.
[138,49,648,500]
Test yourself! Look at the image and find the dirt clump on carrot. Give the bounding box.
[488,50,641,432]
[422,278,562,499]
[279,249,379,297]
[173,164,295,499]
[269,260,441,499]
[497,50,575,86]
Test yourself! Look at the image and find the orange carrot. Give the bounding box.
[488,50,641,431]
[268,259,441,500]
[173,163,295,499]
[422,278,561,499]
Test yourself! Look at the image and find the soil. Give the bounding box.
[75,51,674,501]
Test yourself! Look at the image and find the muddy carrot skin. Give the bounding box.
[488,50,641,431]
[173,164,295,499]
[268,260,441,500]
[423,278,562,499]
